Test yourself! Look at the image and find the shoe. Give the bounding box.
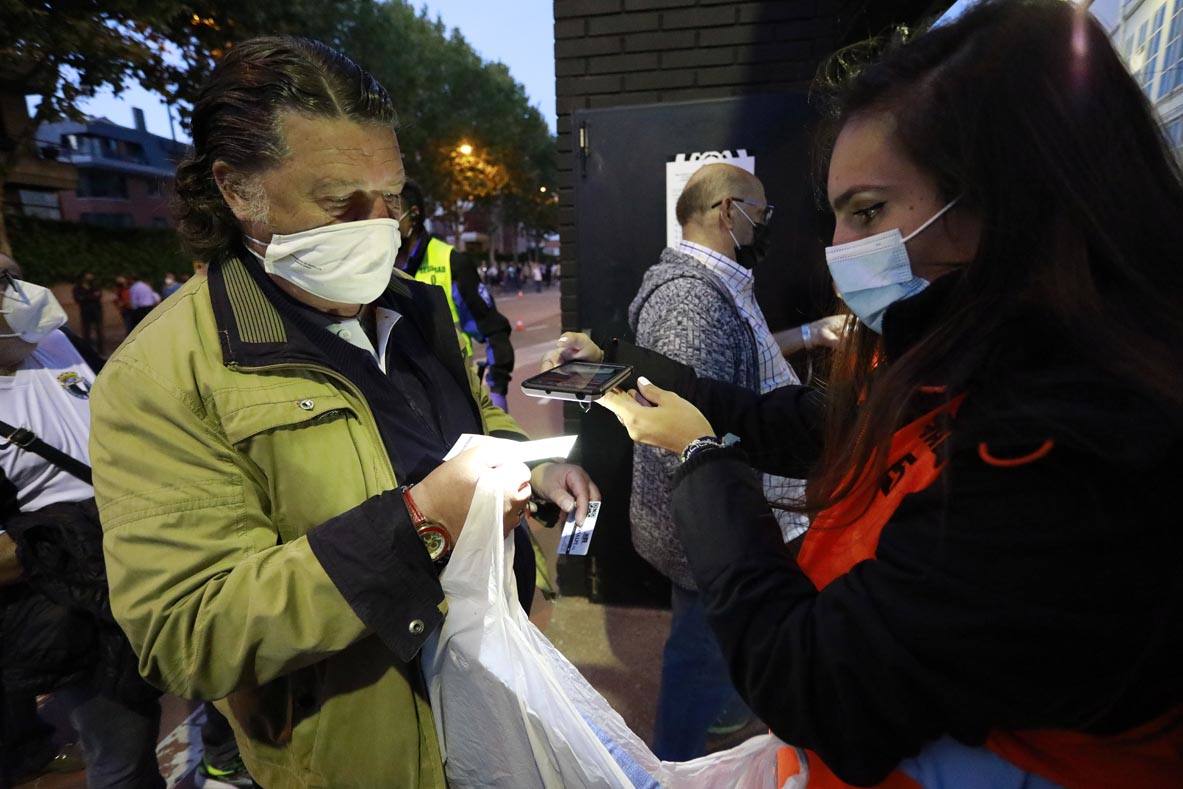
[706,700,756,737]
[198,755,257,788]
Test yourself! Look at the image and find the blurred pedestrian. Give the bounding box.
[113,275,132,335]
[161,272,182,299]
[72,272,104,355]
[126,273,160,330]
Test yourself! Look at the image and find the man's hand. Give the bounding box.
[414,439,533,538]
[809,314,850,350]
[597,377,715,456]
[531,462,601,525]
[0,531,23,587]
[540,332,603,372]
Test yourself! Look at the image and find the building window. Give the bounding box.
[80,212,134,228]
[1143,5,1168,96]
[146,178,163,196]
[1164,115,1183,160]
[76,171,128,199]
[1159,0,1183,97]
[16,189,61,220]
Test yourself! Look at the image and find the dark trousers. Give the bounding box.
[58,686,165,789]
[0,687,56,784]
[652,584,746,760]
[127,307,153,331]
[80,311,104,356]
[201,703,241,768]
[512,522,536,614]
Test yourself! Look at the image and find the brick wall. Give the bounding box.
[553,0,844,328]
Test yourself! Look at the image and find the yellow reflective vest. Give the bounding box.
[413,237,473,357]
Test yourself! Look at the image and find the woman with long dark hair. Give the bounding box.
[546,1,1183,785]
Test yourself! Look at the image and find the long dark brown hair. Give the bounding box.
[173,37,397,262]
[805,0,1183,517]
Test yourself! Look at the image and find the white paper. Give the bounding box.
[443,433,578,464]
[558,500,600,556]
[666,150,756,248]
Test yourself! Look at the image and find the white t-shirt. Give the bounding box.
[0,330,95,513]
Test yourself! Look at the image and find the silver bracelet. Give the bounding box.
[680,436,723,464]
[800,322,813,350]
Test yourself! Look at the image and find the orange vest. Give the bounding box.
[778,395,1183,788]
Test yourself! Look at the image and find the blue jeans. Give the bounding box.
[652,584,745,761]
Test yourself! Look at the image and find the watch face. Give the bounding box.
[418,524,451,562]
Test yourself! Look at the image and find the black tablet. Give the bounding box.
[520,361,633,402]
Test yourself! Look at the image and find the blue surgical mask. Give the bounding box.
[825,198,960,333]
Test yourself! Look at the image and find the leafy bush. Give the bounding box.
[8,215,192,286]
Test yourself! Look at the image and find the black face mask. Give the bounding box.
[731,207,770,270]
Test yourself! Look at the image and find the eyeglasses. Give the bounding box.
[0,269,21,295]
[711,197,774,225]
[0,270,23,313]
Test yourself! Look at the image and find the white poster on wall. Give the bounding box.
[665,149,756,248]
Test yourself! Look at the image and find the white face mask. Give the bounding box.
[0,276,68,343]
[245,218,402,305]
[825,198,960,334]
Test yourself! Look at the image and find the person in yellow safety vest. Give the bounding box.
[396,180,515,412]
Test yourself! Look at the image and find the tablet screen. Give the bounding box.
[523,362,630,394]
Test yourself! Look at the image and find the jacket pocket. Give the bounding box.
[221,392,356,446]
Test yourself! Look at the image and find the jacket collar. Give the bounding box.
[880,269,963,364]
[208,249,437,374]
[400,233,434,278]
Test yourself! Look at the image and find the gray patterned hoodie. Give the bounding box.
[627,246,786,590]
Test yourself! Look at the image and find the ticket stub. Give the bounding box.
[559,501,600,556]
[443,434,578,464]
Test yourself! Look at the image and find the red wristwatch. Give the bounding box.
[402,486,454,568]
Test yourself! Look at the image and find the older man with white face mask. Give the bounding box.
[87,36,597,788]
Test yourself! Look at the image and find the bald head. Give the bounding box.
[675,163,762,228]
[675,163,767,260]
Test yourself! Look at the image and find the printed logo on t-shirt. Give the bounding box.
[56,371,92,400]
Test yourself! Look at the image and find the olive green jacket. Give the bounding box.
[89,257,524,787]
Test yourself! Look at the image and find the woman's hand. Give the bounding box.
[531,462,601,525]
[540,331,603,372]
[597,377,715,456]
[414,439,533,539]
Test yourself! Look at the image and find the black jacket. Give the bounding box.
[608,276,1183,785]
[2,500,158,706]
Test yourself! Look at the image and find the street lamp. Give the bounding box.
[457,142,474,156]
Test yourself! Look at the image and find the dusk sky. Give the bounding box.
[40,0,557,142]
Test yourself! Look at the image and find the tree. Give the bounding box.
[0,0,557,256]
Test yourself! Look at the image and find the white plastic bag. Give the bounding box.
[421,478,803,788]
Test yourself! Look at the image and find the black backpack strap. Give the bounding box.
[0,466,17,520]
[0,419,92,485]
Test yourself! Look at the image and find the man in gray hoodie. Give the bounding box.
[629,163,807,759]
